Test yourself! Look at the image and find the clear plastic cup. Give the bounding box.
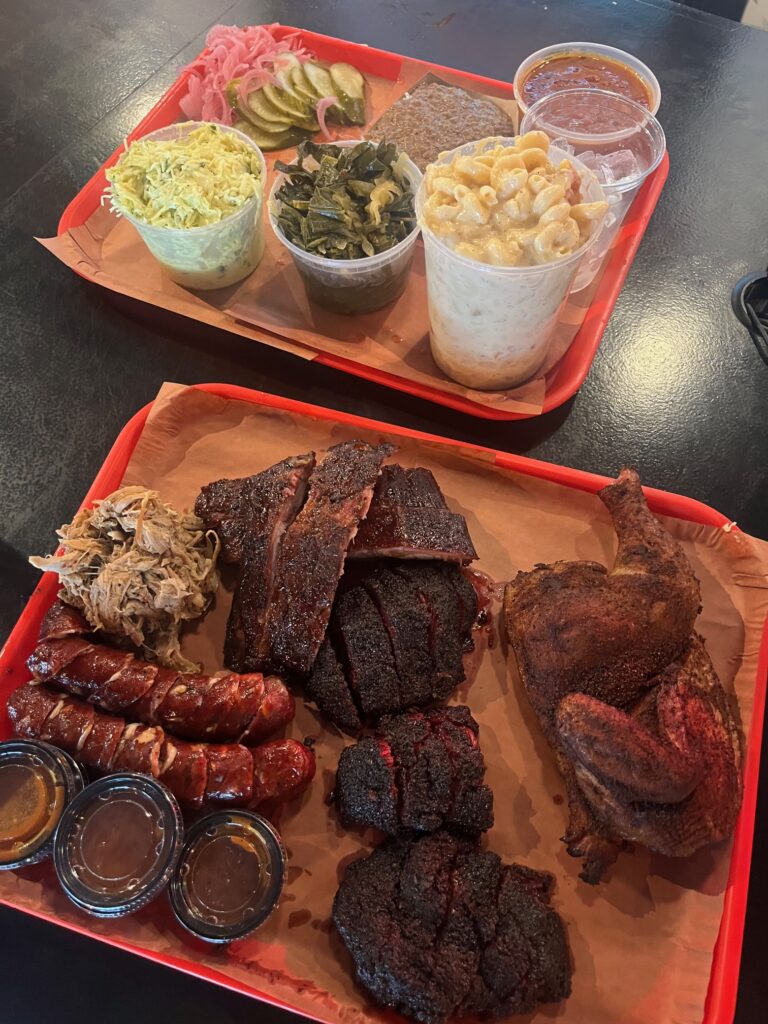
[116,122,267,290]
[513,42,661,120]
[268,140,422,316]
[416,138,607,390]
[521,89,666,290]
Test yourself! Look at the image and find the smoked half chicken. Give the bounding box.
[504,468,742,883]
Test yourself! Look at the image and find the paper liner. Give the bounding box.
[3,382,767,1024]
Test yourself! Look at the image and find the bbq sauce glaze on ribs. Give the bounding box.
[349,465,478,564]
[307,563,478,732]
[336,706,493,835]
[333,831,572,1024]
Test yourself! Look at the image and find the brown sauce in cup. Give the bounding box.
[171,811,285,942]
[76,797,161,892]
[0,743,75,868]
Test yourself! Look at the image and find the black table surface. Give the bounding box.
[1,0,767,1021]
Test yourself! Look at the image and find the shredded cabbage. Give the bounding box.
[105,123,263,229]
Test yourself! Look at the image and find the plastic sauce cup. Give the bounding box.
[170,810,285,943]
[416,139,607,391]
[115,123,267,291]
[268,140,422,316]
[513,42,661,120]
[54,773,183,917]
[0,739,85,870]
[521,89,666,291]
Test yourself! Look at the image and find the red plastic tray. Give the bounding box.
[56,26,669,421]
[0,383,765,1024]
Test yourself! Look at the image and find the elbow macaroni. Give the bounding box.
[421,132,608,267]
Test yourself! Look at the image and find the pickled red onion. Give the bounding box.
[316,96,338,140]
[180,23,309,126]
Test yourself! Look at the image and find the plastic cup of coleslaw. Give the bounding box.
[113,122,267,291]
[416,137,607,391]
[268,140,422,316]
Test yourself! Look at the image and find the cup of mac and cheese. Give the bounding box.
[417,133,607,390]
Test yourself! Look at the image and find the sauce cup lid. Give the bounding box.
[170,810,286,943]
[0,739,84,871]
[54,773,183,917]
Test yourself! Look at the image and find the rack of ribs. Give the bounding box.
[196,440,393,680]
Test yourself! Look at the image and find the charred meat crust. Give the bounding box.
[349,465,477,564]
[333,831,572,1024]
[336,706,493,835]
[306,563,476,730]
[258,440,395,679]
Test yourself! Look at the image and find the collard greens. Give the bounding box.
[274,140,416,259]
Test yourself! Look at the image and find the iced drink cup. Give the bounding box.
[116,123,267,291]
[416,140,606,390]
[521,90,666,291]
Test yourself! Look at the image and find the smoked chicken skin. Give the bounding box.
[504,468,742,883]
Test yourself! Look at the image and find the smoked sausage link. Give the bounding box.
[6,682,315,810]
[27,601,294,744]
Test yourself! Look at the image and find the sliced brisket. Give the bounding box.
[349,465,477,564]
[336,706,493,835]
[394,563,469,700]
[305,638,362,734]
[363,568,433,708]
[333,831,572,1024]
[333,586,403,719]
[306,563,476,730]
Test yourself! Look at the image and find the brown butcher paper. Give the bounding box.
[1,381,767,1024]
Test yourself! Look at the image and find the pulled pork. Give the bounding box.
[30,486,220,671]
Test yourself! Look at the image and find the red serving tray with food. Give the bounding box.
[56,27,669,421]
[0,382,765,1024]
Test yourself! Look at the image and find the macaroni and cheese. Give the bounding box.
[421,131,607,266]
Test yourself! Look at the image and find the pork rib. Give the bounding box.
[195,454,315,673]
[194,453,315,565]
[349,465,477,564]
[257,440,394,679]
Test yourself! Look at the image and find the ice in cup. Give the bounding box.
[417,135,607,390]
[108,122,267,290]
[268,140,422,316]
[521,89,666,291]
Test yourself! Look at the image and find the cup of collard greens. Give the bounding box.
[269,139,421,315]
